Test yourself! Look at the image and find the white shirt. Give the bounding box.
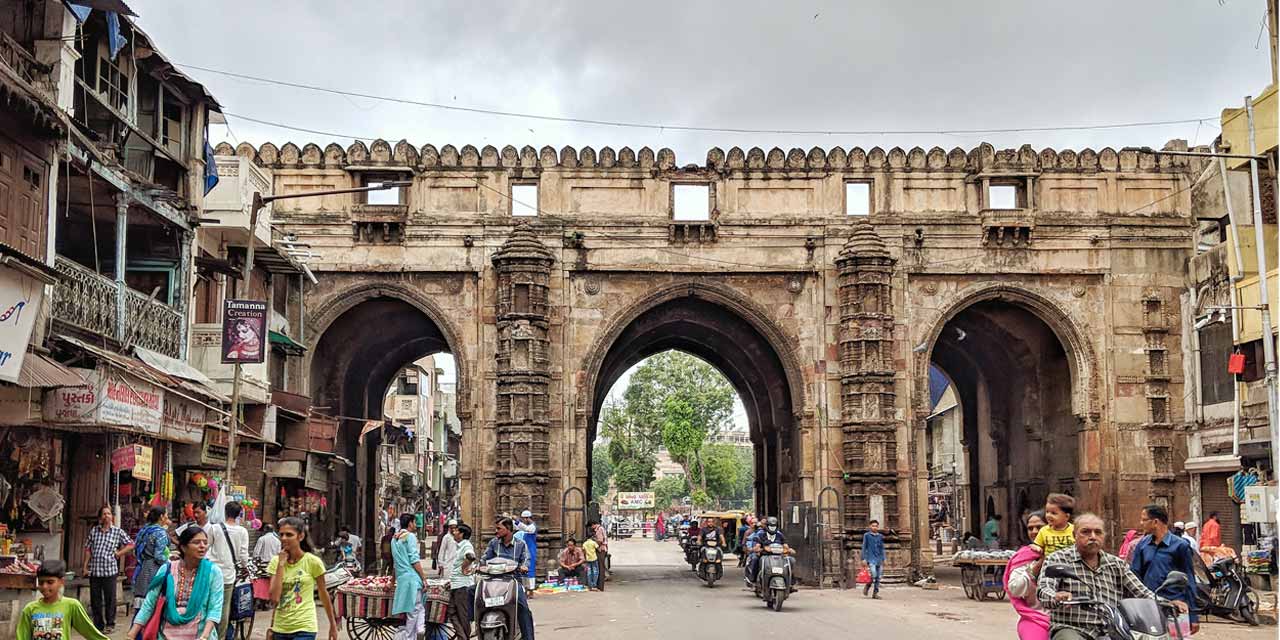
[253,532,281,563]
[207,521,250,585]
[517,520,537,535]
[437,532,459,574]
[347,533,363,554]
[1182,532,1200,551]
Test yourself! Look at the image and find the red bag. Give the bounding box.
[141,595,165,640]
[855,568,871,584]
[1228,351,1246,375]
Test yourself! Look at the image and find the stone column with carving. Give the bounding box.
[491,225,555,524]
[835,221,907,577]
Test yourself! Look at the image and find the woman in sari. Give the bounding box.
[1004,510,1050,640]
[131,507,172,612]
[125,525,224,640]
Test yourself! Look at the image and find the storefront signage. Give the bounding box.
[162,394,208,444]
[43,368,163,435]
[111,444,153,481]
[0,268,43,384]
[616,492,655,509]
[221,299,267,364]
[305,453,329,491]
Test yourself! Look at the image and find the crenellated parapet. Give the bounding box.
[213,140,1196,173]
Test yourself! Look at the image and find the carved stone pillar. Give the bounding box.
[836,222,901,534]
[492,225,554,521]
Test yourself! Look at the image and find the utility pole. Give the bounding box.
[223,181,410,487]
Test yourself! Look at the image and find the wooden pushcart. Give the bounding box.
[335,580,458,640]
[953,557,1008,601]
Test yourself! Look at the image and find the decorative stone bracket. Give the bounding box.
[669,222,717,243]
[981,211,1034,247]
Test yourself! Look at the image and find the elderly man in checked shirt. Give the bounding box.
[1037,513,1187,640]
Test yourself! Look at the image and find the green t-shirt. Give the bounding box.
[267,552,327,633]
[18,596,108,640]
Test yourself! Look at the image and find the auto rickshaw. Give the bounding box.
[693,510,750,556]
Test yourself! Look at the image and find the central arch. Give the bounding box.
[581,282,806,514]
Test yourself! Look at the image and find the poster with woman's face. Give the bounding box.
[222,299,267,364]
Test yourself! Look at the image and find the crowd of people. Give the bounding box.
[1002,494,1203,640]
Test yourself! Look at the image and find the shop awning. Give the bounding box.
[14,353,86,388]
[269,331,306,356]
[56,336,229,405]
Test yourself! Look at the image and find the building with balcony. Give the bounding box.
[1182,15,1276,569]
[0,3,234,607]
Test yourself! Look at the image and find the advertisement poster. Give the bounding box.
[221,299,267,364]
[111,445,153,481]
[0,268,42,384]
[616,492,655,510]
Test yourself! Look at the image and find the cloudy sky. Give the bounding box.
[130,1,1271,163]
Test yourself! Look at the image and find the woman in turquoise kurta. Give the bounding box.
[391,513,429,640]
[125,526,225,640]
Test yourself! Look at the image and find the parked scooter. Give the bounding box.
[697,535,724,587]
[474,557,522,640]
[1043,565,1190,640]
[320,562,353,604]
[1194,555,1260,625]
[756,543,793,612]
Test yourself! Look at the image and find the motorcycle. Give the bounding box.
[474,557,522,640]
[757,543,793,612]
[321,561,354,603]
[1194,555,1260,626]
[1043,564,1190,640]
[697,536,723,587]
[683,533,701,570]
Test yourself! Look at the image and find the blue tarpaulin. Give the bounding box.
[928,364,950,410]
[203,139,219,195]
[67,4,93,22]
[105,12,125,60]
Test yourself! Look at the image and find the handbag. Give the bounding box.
[855,567,871,584]
[141,566,169,640]
[221,524,255,620]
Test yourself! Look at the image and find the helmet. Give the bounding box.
[766,516,779,532]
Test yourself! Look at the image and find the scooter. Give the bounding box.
[1194,555,1260,626]
[1043,565,1190,640]
[474,557,522,640]
[320,562,353,604]
[683,534,701,570]
[757,543,793,612]
[697,537,723,587]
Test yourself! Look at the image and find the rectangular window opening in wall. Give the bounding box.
[845,181,871,216]
[987,184,1019,209]
[363,176,403,205]
[1198,321,1235,405]
[672,184,711,221]
[511,183,538,217]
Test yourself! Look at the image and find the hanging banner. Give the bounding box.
[111,444,154,481]
[221,299,267,364]
[0,267,43,384]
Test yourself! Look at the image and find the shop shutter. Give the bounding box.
[1202,471,1240,550]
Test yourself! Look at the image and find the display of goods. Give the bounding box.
[424,598,448,624]
[952,549,1015,562]
[0,559,39,574]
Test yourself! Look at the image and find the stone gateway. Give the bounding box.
[217,139,1199,582]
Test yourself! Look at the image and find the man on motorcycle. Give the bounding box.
[747,517,789,586]
[1037,513,1185,640]
[481,517,536,640]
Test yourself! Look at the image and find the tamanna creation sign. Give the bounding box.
[616,492,655,510]
[221,299,267,364]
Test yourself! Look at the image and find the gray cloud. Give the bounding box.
[131,0,1271,161]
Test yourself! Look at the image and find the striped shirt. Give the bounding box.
[1038,546,1156,637]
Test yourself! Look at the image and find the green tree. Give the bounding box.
[591,446,614,502]
[701,443,754,502]
[651,475,687,509]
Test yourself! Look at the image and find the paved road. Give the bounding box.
[103,537,1274,639]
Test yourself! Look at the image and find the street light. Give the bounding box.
[223,180,412,487]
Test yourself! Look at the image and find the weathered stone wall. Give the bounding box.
[218,138,1199,577]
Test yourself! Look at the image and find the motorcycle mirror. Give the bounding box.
[1159,571,1189,590]
[1043,565,1080,581]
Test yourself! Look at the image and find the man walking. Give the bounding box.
[1130,504,1198,634]
[82,505,133,633]
[436,520,459,577]
[209,502,250,640]
[1038,513,1185,640]
[448,524,476,640]
[861,520,885,599]
[1201,512,1222,547]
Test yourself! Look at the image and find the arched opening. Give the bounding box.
[587,295,798,517]
[309,295,462,552]
[927,300,1078,547]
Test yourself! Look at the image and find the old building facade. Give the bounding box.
[217,138,1202,580]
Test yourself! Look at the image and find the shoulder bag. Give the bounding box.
[221,524,255,620]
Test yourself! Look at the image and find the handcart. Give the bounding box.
[953,556,1008,601]
[335,578,458,640]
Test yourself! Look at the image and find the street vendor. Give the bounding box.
[391,513,430,640]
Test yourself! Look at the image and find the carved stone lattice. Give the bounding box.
[492,224,555,525]
[835,221,901,535]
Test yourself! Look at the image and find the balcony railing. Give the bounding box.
[0,32,53,91]
[53,256,184,358]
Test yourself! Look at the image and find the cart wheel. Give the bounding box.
[962,583,975,599]
[348,617,402,640]
[993,589,1006,601]
[975,587,987,602]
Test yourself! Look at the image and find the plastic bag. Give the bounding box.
[1167,613,1192,638]
[856,567,871,584]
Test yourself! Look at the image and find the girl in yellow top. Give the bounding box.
[1032,493,1076,557]
[267,517,338,640]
